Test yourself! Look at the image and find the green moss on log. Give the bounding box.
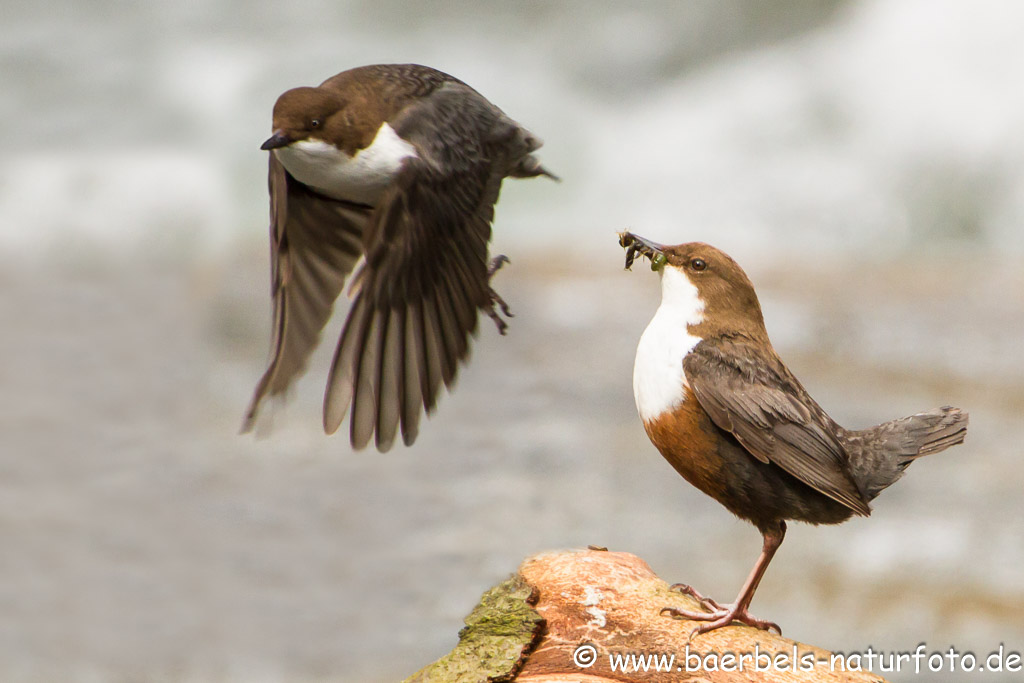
[403,574,544,683]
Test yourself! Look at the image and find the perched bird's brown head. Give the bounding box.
[619,232,769,344]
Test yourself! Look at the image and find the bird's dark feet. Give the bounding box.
[488,254,510,277]
[661,602,781,640]
[486,255,513,335]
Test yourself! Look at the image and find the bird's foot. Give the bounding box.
[669,582,726,612]
[488,254,510,277]
[661,603,781,640]
[486,255,513,335]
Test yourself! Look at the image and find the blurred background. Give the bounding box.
[2,0,1023,680]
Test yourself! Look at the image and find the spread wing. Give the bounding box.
[684,339,871,516]
[323,82,539,451]
[242,155,369,431]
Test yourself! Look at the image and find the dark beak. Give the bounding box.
[260,131,291,151]
[619,231,667,271]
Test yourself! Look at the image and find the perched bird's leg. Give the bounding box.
[485,255,513,335]
[661,521,786,638]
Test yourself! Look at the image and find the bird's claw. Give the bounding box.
[660,604,782,640]
[486,255,512,335]
[669,583,725,612]
[488,254,510,277]
[486,295,510,335]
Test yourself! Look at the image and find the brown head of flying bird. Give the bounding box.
[243,64,556,451]
[620,231,968,638]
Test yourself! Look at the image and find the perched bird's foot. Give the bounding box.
[661,604,781,640]
[669,582,725,612]
[486,255,513,335]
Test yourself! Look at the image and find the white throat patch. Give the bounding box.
[273,122,417,205]
[633,266,705,423]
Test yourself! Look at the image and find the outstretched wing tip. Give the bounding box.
[240,415,256,435]
[322,393,349,435]
[375,430,397,453]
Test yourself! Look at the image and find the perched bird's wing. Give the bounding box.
[243,155,369,431]
[323,82,540,451]
[684,339,871,516]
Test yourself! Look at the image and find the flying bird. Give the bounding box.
[243,64,554,451]
[620,232,968,637]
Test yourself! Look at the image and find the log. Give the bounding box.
[404,548,888,683]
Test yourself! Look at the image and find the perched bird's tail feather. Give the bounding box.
[842,406,968,501]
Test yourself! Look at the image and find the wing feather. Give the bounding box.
[375,306,403,451]
[243,156,368,432]
[320,80,545,449]
[685,340,871,516]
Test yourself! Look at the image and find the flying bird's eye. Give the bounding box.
[310,118,322,129]
[690,257,707,271]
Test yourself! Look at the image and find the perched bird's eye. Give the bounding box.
[690,257,707,271]
[310,118,322,129]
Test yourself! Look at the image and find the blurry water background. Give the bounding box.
[2,1,1023,681]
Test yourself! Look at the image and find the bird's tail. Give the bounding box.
[842,406,968,501]
[510,153,559,181]
[504,126,558,181]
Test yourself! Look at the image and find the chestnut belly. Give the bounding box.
[643,393,855,531]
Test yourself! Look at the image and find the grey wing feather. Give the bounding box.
[684,340,872,516]
[242,156,369,431]
[322,82,537,451]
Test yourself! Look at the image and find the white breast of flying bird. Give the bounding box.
[274,122,418,205]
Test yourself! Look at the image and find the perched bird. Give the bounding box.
[243,64,554,451]
[619,232,968,637]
